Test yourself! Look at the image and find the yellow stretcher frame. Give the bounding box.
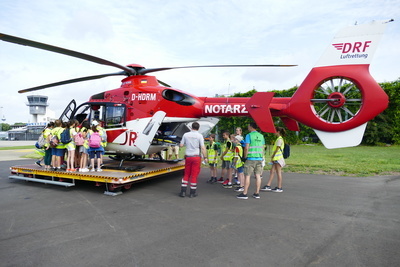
[9,161,185,194]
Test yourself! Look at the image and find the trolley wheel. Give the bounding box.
[107,183,122,192]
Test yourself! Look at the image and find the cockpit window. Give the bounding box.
[105,105,125,128]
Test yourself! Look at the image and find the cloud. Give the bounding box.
[0,0,399,124]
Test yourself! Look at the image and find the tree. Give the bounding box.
[1,123,11,131]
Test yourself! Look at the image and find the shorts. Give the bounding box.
[221,160,231,169]
[89,150,101,159]
[66,142,76,151]
[79,146,88,154]
[237,166,244,174]
[88,146,105,155]
[52,148,65,157]
[209,162,217,167]
[244,160,263,176]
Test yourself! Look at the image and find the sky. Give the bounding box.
[0,0,399,124]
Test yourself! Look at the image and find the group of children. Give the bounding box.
[206,127,246,190]
[35,119,107,172]
[205,126,286,194]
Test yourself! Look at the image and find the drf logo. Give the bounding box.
[332,41,371,53]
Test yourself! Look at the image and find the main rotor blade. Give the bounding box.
[157,80,171,87]
[139,64,297,75]
[0,33,135,75]
[18,71,126,93]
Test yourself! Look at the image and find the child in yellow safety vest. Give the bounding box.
[206,134,219,183]
[233,135,245,192]
[220,131,235,188]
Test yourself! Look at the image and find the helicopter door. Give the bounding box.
[135,110,166,154]
[59,99,77,122]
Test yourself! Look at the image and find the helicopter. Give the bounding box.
[0,19,392,158]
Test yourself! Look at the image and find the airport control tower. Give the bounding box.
[26,95,54,123]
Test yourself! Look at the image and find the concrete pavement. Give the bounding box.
[0,157,399,266]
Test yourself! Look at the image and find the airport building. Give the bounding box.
[4,95,55,141]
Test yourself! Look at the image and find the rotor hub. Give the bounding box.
[327,92,346,108]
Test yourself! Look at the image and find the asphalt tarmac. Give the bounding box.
[0,151,399,266]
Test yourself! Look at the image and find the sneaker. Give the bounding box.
[223,183,232,189]
[236,193,248,200]
[217,177,224,183]
[96,168,103,172]
[271,187,283,193]
[206,177,214,183]
[90,168,96,172]
[222,179,229,185]
[81,168,89,173]
[235,187,244,192]
[260,185,272,191]
[253,193,260,199]
[212,177,218,184]
[35,161,42,167]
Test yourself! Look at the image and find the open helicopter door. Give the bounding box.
[58,100,77,122]
[135,110,166,154]
[182,117,220,137]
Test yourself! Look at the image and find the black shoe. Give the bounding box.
[189,189,197,198]
[236,193,248,199]
[35,161,42,167]
[179,191,186,197]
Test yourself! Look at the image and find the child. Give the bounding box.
[233,135,245,192]
[219,131,234,188]
[206,134,219,183]
[79,128,89,172]
[261,127,286,193]
[88,124,103,172]
[50,119,66,171]
[66,119,79,172]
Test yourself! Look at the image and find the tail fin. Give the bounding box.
[316,19,393,67]
[287,20,392,148]
[246,92,276,133]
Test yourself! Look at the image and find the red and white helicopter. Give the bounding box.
[0,19,392,158]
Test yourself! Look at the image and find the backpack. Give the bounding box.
[60,128,72,144]
[35,132,46,149]
[89,132,102,148]
[281,144,290,159]
[74,132,84,146]
[99,129,107,143]
[50,135,59,148]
